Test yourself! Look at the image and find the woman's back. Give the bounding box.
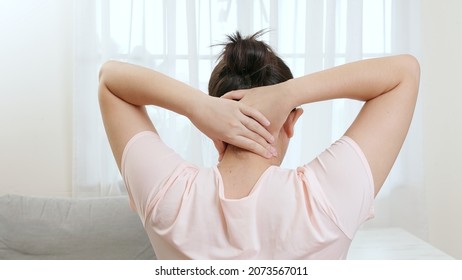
[99,30,419,259]
[122,132,373,259]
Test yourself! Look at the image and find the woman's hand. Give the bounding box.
[189,95,277,161]
[222,84,295,137]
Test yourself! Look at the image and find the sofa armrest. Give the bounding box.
[0,195,156,260]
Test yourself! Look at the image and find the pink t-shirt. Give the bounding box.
[122,131,374,259]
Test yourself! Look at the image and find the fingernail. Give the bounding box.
[270,147,278,157]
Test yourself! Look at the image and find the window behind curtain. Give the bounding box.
[90,0,394,167]
[74,0,425,239]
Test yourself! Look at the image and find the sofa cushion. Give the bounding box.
[0,195,155,259]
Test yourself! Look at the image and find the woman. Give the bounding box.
[98,31,420,259]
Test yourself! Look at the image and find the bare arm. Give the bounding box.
[98,61,275,169]
[288,55,420,195]
[228,55,420,195]
[283,55,419,106]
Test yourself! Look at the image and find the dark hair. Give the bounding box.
[208,30,293,97]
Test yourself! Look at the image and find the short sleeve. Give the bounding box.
[303,136,375,239]
[121,131,185,224]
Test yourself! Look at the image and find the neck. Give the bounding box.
[218,144,283,169]
[216,131,289,199]
[216,146,282,199]
[216,144,284,191]
[217,129,288,170]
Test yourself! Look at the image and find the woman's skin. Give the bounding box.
[99,54,420,199]
[220,55,420,198]
[98,61,277,171]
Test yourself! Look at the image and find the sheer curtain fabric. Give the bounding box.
[74,0,425,237]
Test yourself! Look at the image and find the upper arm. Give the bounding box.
[344,55,420,196]
[98,70,157,171]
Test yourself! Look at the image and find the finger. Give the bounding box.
[221,90,245,100]
[241,116,275,144]
[230,136,276,159]
[238,126,278,157]
[240,104,271,127]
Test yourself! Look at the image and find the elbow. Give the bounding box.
[98,61,116,102]
[401,54,421,88]
[392,54,421,100]
[406,54,420,77]
[98,60,116,84]
[98,60,120,100]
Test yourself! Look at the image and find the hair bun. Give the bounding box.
[222,31,273,82]
[208,30,293,97]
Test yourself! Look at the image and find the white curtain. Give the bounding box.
[74,0,426,238]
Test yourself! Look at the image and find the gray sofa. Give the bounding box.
[0,195,156,259]
[1,195,454,260]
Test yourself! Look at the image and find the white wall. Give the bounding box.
[422,0,462,259]
[0,0,73,197]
